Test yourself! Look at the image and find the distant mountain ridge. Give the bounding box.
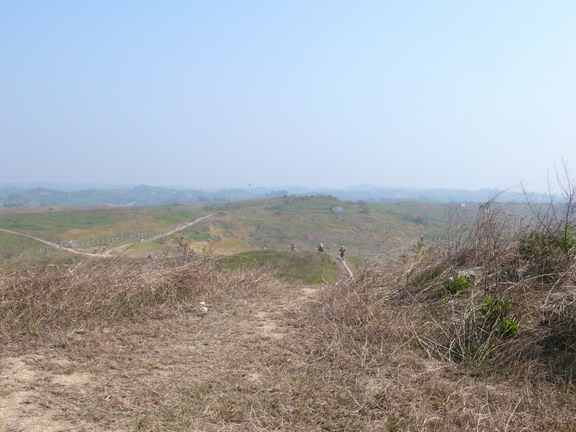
[0,183,542,207]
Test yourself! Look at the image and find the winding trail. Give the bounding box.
[102,213,215,256]
[0,214,217,259]
[0,227,95,257]
[339,257,354,278]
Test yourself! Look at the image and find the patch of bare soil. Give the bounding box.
[0,355,90,431]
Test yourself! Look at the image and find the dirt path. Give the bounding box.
[0,214,217,260]
[335,255,354,279]
[0,279,321,431]
[102,213,215,256]
[340,257,354,278]
[0,227,97,257]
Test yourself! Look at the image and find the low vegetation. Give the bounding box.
[0,204,202,243]
[219,250,338,284]
[0,230,46,258]
[0,257,265,341]
[2,190,576,430]
[399,194,576,382]
[293,184,576,429]
[1,196,444,262]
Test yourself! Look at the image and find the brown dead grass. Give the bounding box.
[0,257,264,340]
[301,257,576,431]
[1,244,576,431]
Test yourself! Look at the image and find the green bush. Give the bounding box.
[411,265,445,286]
[519,225,576,256]
[480,296,518,338]
[498,317,518,337]
[444,276,470,294]
[480,296,510,317]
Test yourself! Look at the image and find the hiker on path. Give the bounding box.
[290,242,296,251]
[339,246,346,260]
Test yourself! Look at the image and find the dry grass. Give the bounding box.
[400,198,576,382]
[0,256,266,342]
[2,195,576,431]
[286,186,576,430]
[299,254,576,431]
[1,256,284,431]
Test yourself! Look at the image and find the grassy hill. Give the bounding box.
[1,196,452,262]
[179,196,447,258]
[219,250,338,284]
[2,195,576,430]
[0,230,46,258]
[2,211,575,430]
[0,204,204,243]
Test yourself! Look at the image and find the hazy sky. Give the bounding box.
[1,1,575,191]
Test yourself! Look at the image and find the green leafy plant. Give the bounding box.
[519,226,576,256]
[444,275,470,294]
[498,317,518,337]
[480,295,510,317]
[480,296,518,338]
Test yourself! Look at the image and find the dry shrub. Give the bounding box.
[301,254,576,431]
[0,256,265,340]
[297,181,576,429]
[369,178,576,382]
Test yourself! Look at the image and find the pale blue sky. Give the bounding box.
[1,1,575,191]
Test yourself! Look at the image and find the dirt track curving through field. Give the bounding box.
[0,214,218,259]
[0,227,94,257]
[102,213,215,256]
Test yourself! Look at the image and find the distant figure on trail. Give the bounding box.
[290,242,296,251]
[318,243,325,252]
[339,246,346,260]
[93,247,98,254]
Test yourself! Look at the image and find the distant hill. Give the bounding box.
[0,196,448,260]
[0,183,542,207]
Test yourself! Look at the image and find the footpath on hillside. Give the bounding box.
[1,199,289,263]
[338,256,354,279]
[102,213,215,256]
[0,227,92,257]
[0,214,217,259]
[0,258,354,431]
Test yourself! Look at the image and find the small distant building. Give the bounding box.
[331,206,344,213]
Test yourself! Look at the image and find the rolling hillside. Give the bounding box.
[1,196,455,262]
[181,196,446,257]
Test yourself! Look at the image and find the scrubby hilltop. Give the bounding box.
[1,195,575,430]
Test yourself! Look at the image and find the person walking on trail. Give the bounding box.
[290,242,297,251]
[339,246,346,260]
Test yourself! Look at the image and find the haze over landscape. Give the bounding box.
[4,4,576,431]
[2,1,575,192]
